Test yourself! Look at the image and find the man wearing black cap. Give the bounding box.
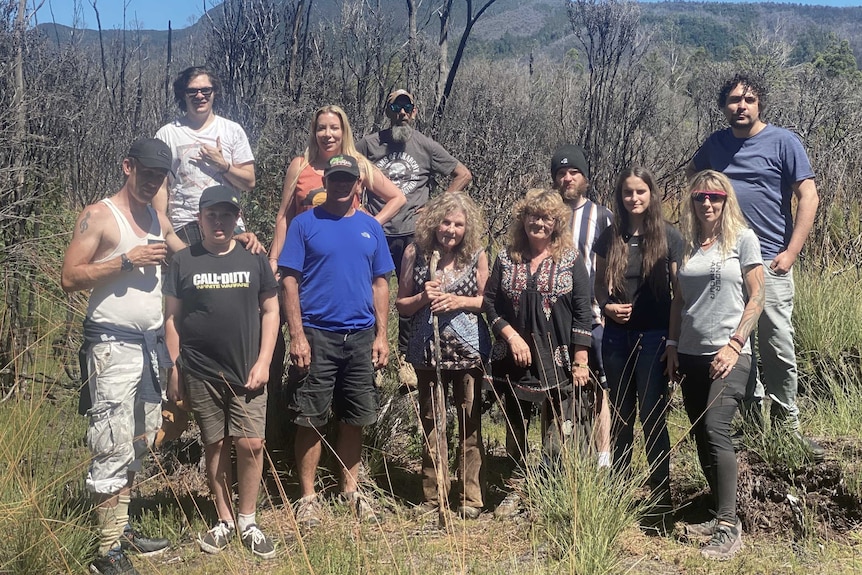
[62,138,186,574]
[551,144,613,468]
[164,185,279,559]
[357,89,472,390]
[278,155,394,526]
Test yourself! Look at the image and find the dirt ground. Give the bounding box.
[137,401,862,574]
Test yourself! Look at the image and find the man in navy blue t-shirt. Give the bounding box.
[686,73,823,459]
[279,155,394,526]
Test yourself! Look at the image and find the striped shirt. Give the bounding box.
[568,198,613,324]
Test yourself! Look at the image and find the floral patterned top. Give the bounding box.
[406,248,491,370]
[483,246,593,401]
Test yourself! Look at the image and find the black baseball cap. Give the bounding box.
[128,138,174,175]
[324,155,361,179]
[199,185,241,211]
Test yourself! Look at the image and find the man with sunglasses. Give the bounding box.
[686,73,823,459]
[155,66,256,246]
[357,89,472,390]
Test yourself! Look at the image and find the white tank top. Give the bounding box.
[85,199,164,331]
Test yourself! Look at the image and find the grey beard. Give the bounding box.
[391,125,413,144]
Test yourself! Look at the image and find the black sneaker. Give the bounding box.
[241,524,276,559]
[701,522,743,560]
[89,548,140,575]
[197,520,235,554]
[120,527,170,556]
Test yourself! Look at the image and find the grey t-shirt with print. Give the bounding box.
[677,228,762,356]
[357,128,459,236]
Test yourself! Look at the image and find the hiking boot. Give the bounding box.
[494,492,521,519]
[701,522,743,560]
[197,520,234,554]
[457,505,481,519]
[120,527,170,556]
[685,517,717,537]
[294,494,324,529]
[89,548,139,575]
[398,355,418,394]
[342,491,378,523]
[240,524,276,559]
[798,434,826,461]
[686,515,740,538]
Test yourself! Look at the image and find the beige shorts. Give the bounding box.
[184,371,267,445]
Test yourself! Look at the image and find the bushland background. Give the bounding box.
[2,0,862,573]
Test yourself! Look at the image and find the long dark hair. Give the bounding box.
[604,167,669,302]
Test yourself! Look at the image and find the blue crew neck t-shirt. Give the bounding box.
[692,124,815,260]
[279,207,394,333]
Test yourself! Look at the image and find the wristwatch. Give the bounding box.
[120,253,134,272]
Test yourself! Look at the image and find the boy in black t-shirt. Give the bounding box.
[164,185,279,559]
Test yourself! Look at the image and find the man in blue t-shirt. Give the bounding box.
[686,73,823,459]
[279,155,395,526]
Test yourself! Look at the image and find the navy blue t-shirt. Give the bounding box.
[692,124,814,260]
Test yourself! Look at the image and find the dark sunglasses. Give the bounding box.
[185,87,214,97]
[388,102,414,114]
[691,191,726,203]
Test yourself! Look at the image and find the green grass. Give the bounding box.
[1,252,861,575]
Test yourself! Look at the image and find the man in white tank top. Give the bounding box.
[62,138,187,575]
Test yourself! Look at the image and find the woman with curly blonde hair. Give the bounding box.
[268,105,406,271]
[396,192,490,518]
[483,189,593,517]
[666,170,765,559]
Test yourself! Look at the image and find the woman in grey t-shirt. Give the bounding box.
[665,170,764,560]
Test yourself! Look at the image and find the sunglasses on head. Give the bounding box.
[185,87,214,97]
[691,190,727,203]
[388,102,414,114]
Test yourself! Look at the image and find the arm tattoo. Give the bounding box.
[79,211,91,233]
[736,267,765,340]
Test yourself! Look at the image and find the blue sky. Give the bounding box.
[36,0,862,30]
[35,0,210,30]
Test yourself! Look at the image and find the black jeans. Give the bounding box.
[679,353,751,524]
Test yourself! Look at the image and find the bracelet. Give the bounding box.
[506,333,519,343]
[220,164,230,175]
[665,339,678,347]
[727,342,742,355]
[730,334,745,347]
[573,362,590,369]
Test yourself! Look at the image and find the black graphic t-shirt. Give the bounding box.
[164,242,278,386]
[357,128,459,236]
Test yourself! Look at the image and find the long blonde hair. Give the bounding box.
[414,192,486,269]
[507,188,574,264]
[286,104,376,193]
[681,170,749,260]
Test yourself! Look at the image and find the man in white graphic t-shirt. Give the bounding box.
[155,66,256,245]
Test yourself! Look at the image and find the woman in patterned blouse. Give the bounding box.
[483,189,593,518]
[396,192,491,519]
